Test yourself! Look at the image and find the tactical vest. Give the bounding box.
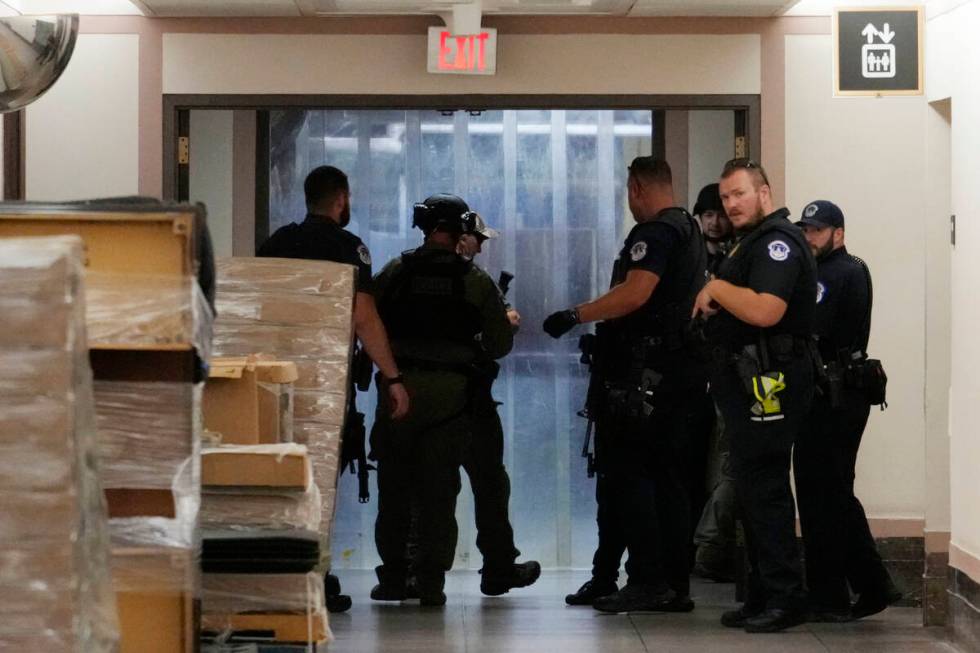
[611,207,707,344]
[379,249,483,350]
[712,210,816,346]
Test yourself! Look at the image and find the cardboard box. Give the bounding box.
[112,546,196,653]
[105,489,176,519]
[201,611,329,644]
[0,350,73,398]
[0,298,72,348]
[0,207,203,352]
[205,358,298,445]
[202,446,311,489]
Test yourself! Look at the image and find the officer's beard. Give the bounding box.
[338,203,351,228]
[813,238,835,260]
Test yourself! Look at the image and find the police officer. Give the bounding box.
[694,183,735,275]
[257,165,409,613]
[369,194,513,607]
[544,156,707,613]
[692,159,816,632]
[794,200,901,621]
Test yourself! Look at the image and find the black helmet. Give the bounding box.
[412,193,477,234]
[693,183,724,217]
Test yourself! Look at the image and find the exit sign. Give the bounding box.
[427,27,497,75]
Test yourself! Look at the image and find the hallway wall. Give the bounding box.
[927,0,980,587]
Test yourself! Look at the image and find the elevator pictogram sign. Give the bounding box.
[835,7,923,96]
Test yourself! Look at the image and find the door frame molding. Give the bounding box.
[162,93,761,201]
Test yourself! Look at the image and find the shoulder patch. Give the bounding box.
[767,240,791,262]
[630,241,648,262]
[816,281,826,304]
[357,244,372,266]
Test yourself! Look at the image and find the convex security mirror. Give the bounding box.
[0,14,78,113]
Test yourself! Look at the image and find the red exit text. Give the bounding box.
[438,31,491,72]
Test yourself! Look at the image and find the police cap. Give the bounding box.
[797,200,845,229]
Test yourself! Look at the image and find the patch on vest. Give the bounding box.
[357,244,372,266]
[630,241,648,262]
[816,281,826,304]
[411,276,453,296]
[767,240,790,262]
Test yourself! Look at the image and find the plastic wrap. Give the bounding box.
[86,270,214,361]
[212,257,356,566]
[203,572,324,614]
[216,257,356,298]
[260,380,295,442]
[0,236,118,652]
[95,380,200,490]
[202,443,312,489]
[202,572,330,650]
[201,484,323,532]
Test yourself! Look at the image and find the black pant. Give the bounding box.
[794,392,892,609]
[711,353,812,611]
[590,385,697,596]
[461,389,521,573]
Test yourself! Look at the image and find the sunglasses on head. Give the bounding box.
[723,158,770,187]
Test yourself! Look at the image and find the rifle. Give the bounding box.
[577,330,605,478]
[341,344,375,503]
[498,271,514,297]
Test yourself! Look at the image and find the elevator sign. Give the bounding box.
[834,7,923,96]
[427,27,497,75]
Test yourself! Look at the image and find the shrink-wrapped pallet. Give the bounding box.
[212,257,355,560]
[0,236,118,652]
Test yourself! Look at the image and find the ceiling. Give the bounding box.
[0,0,810,18]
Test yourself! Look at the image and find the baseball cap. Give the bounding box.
[797,200,844,229]
[469,213,499,242]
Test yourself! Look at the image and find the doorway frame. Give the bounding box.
[162,93,761,202]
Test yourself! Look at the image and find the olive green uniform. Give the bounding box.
[371,245,513,595]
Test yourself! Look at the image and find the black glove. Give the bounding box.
[543,309,580,339]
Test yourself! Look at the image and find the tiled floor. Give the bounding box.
[326,571,960,652]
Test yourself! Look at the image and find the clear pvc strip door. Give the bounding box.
[269,109,653,570]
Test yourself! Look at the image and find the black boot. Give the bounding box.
[565,579,618,606]
[592,584,677,614]
[480,561,542,596]
[720,603,765,628]
[743,607,807,633]
[371,565,408,602]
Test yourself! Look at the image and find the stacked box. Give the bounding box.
[204,357,299,445]
[212,257,356,559]
[199,444,329,648]
[0,236,118,652]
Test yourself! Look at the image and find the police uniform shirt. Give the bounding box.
[814,247,870,360]
[257,214,374,294]
[611,209,687,334]
[714,209,816,346]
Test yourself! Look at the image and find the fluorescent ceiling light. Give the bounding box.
[1,0,143,15]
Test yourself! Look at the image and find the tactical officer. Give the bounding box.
[694,182,734,275]
[257,165,409,613]
[544,156,707,613]
[402,214,540,597]
[370,194,513,607]
[794,200,901,621]
[691,183,737,581]
[692,159,816,633]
